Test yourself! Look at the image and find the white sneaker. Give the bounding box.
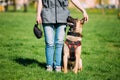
[46,65,53,72]
[55,66,61,72]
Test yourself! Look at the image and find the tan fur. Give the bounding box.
[63,18,84,74]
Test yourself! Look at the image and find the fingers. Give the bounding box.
[83,12,89,22]
[84,17,88,22]
[36,16,42,24]
[84,16,88,22]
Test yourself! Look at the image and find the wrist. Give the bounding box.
[82,10,87,14]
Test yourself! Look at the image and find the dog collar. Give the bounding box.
[67,32,82,37]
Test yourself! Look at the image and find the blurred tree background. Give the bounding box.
[0,0,119,12]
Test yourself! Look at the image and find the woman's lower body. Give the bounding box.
[43,23,66,72]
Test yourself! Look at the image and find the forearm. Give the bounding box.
[37,0,42,17]
[71,0,88,21]
[71,0,86,14]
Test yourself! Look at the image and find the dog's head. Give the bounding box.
[67,16,85,33]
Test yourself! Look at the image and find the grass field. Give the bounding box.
[0,9,120,80]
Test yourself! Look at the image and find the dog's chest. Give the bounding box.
[75,24,82,33]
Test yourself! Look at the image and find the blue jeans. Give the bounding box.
[43,23,66,67]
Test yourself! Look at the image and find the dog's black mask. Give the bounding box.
[67,16,77,31]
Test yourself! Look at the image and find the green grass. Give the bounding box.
[0,9,120,80]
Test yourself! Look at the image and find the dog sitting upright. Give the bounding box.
[63,16,85,74]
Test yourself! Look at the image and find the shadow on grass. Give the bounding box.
[14,58,46,69]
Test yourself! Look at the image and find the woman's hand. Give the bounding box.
[83,11,89,22]
[36,15,42,24]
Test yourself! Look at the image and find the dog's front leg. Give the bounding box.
[63,54,68,73]
[73,47,81,74]
[78,58,82,71]
[73,55,79,74]
[63,43,69,73]
[78,46,82,71]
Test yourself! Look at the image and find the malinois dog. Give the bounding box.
[63,16,86,74]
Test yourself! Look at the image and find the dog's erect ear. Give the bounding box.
[67,16,74,23]
[67,16,78,22]
[67,16,76,28]
[80,18,86,24]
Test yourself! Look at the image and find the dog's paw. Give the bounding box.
[78,67,82,71]
[63,70,68,74]
[72,69,78,74]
